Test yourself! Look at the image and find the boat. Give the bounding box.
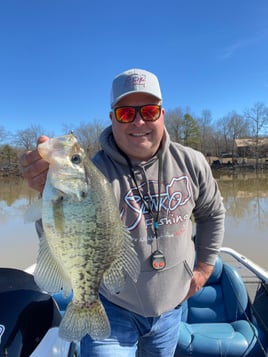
[0,247,267,356]
[175,247,268,356]
[0,267,78,357]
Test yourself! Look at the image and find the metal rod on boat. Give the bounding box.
[220,247,268,284]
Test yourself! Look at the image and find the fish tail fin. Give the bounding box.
[59,299,111,342]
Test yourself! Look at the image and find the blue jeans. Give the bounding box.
[80,295,182,357]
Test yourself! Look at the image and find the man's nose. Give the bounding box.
[133,111,145,125]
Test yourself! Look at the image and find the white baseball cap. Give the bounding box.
[110,68,162,108]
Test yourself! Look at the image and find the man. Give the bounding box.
[20,68,225,356]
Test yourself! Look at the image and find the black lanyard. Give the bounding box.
[123,147,162,237]
[116,140,166,270]
[117,145,166,270]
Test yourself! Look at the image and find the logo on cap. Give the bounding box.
[125,74,146,89]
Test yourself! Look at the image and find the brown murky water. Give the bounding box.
[0,173,267,270]
[215,170,268,271]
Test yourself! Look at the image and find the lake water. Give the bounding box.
[1,172,268,271]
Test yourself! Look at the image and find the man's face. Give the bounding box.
[110,93,165,161]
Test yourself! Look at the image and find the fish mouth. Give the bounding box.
[38,134,78,162]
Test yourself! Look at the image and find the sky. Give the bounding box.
[0,0,268,137]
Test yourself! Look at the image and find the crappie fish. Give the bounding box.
[27,134,140,342]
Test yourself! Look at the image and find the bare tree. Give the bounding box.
[226,111,249,162]
[164,107,200,149]
[197,110,215,155]
[75,121,105,157]
[63,120,106,157]
[245,102,268,137]
[244,102,268,166]
[211,129,223,157]
[164,107,184,143]
[214,116,230,155]
[12,124,53,150]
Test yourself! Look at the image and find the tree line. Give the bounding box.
[1,101,268,169]
[164,102,268,158]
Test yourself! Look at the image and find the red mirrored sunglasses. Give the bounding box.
[114,104,162,123]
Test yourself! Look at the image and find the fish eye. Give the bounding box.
[71,154,82,165]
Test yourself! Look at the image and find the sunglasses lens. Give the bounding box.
[141,105,161,121]
[115,107,136,123]
[115,105,161,123]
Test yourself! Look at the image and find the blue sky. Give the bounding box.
[0,0,268,137]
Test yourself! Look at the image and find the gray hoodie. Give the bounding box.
[93,126,225,317]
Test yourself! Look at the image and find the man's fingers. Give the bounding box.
[20,150,41,169]
[37,135,49,145]
[19,135,50,193]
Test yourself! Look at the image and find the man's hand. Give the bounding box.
[185,261,214,300]
[20,136,50,193]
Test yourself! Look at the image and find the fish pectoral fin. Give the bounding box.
[121,230,140,283]
[103,230,140,294]
[34,232,72,296]
[59,299,111,342]
[103,263,125,294]
[24,199,42,223]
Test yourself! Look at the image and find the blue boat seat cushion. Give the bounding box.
[175,256,263,356]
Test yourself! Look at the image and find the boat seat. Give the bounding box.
[175,256,266,356]
[0,268,62,357]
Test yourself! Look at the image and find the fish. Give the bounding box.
[25,134,140,342]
